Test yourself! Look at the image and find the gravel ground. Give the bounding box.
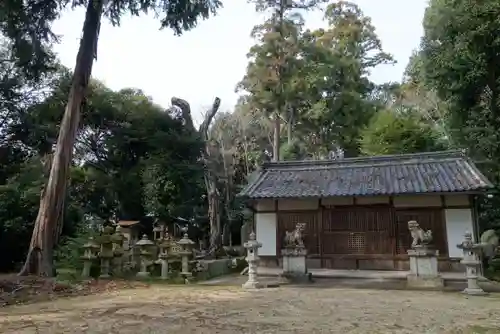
[0,285,499,333]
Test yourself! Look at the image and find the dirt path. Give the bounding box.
[1,286,499,333]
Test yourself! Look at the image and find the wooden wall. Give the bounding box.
[253,194,472,271]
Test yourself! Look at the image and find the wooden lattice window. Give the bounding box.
[348,233,365,254]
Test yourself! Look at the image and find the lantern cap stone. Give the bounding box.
[178,236,195,245]
[136,234,154,246]
[244,231,262,248]
[83,236,100,249]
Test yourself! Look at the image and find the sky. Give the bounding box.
[52,0,427,125]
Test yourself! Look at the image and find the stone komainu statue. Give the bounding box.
[408,220,433,248]
[284,223,305,248]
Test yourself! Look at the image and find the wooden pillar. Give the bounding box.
[318,199,323,268]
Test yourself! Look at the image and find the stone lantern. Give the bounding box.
[177,226,195,280]
[111,226,125,276]
[457,231,487,296]
[98,226,115,279]
[81,237,99,278]
[242,231,263,289]
[155,228,172,279]
[135,234,155,278]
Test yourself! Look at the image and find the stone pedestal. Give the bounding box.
[242,262,263,289]
[407,247,443,288]
[99,257,112,279]
[82,260,92,278]
[157,254,170,280]
[179,250,193,279]
[281,246,312,283]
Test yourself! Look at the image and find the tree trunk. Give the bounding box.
[287,109,294,145]
[199,99,222,253]
[18,0,104,276]
[272,112,280,161]
[219,139,232,246]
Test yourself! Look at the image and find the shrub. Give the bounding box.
[55,226,100,277]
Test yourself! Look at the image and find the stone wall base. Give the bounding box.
[407,274,444,289]
[281,272,313,284]
[282,254,307,275]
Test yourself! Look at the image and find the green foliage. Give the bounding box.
[0,158,44,271]
[280,139,308,160]
[0,60,206,270]
[418,0,500,230]
[54,226,99,276]
[359,110,448,156]
[238,1,394,159]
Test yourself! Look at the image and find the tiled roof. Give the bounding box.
[238,150,493,199]
[118,220,140,227]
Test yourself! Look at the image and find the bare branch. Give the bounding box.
[199,97,221,137]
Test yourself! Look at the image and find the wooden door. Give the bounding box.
[321,206,394,268]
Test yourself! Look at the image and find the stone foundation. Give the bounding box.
[407,247,444,289]
[281,247,311,283]
[282,248,307,273]
[407,274,444,289]
[259,255,464,272]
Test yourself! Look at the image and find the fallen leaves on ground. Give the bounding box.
[0,275,149,307]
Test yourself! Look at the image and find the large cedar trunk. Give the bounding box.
[287,109,294,145]
[18,0,104,276]
[199,99,222,252]
[219,138,233,246]
[272,112,280,161]
[171,97,222,253]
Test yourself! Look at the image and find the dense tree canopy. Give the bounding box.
[359,109,448,156]
[0,56,206,271]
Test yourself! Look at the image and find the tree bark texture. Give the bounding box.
[18,0,105,276]
[219,138,232,246]
[272,112,280,161]
[287,109,294,145]
[272,0,285,162]
[199,98,222,253]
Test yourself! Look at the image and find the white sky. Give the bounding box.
[52,0,427,125]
